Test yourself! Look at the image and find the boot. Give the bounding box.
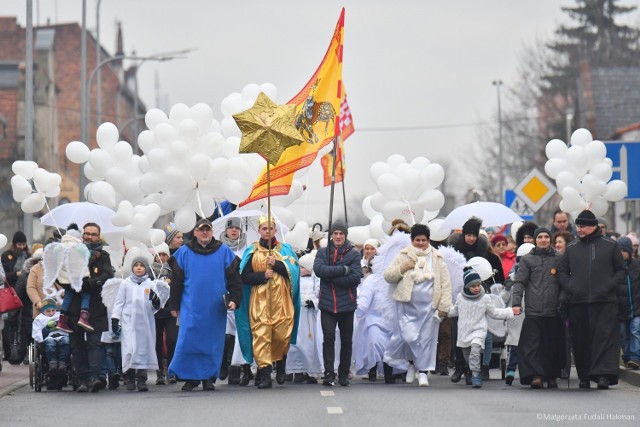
[368,366,377,382]
[126,371,137,391]
[464,369,472,386]
[219,334,235,380]
[481,366,490,381]
[108,372,120,390]
[257,365,273,389]
[275,355,287,385]
[56,314,73,334]
[238,364,253,386]
[451,367,464,383]
[383,363,395,384]
[77,310,95,332]
[227,365,241,385]
[137,371,149,392]
[156,370,166,385]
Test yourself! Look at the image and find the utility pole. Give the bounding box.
[492,80,504,204]
[24,0,34,242]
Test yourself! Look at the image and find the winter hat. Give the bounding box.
[462,217,482,237]
[32,248,44,260]
[330,219,348,236]
[618,236,633,257]
[12,231,27,245]
[195,218,213,230]
[310,228,324,243]
[533,227,551,239]
[298,252,316,272]
[131,256,151,275]
[41,298,58,312]
[62,228,83,244]
[516,221,538,247]
[363,238,381,249]
[490,235,508,247]
[31,243,43,255]
[596,217,607,228]
[151,242,170,256]
[225,217,242,230]
[462,267,482,295]
[165,223,180,244]
[575,210,598,226]
[627,233,639,247]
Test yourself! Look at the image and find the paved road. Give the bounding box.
[1,370,639,427]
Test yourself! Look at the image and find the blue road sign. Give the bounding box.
[604,141,640,200]
[505,190,534,221]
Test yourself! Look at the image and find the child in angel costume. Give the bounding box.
[42,226,93,333]
[101,256,170,392]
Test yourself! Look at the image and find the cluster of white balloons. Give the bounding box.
[10,161,62,213]
[544,128,627,217]
[349,155,446,244]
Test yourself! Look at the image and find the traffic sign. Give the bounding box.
[505,190,534,221]
[512,169,556,212]
[604,141,640,200]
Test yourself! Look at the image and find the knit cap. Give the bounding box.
[462,218,481,237]
[533,227,551,239]
[41,298,58,312]
[165,223,180,245]
[12,231,27,244]
[298,252,316,272]
[575,210,598,226]
[462,266,482,295]
[363,238,381,249]
[331,219,348,236]
[131,256,150,275]
[618,236,633,257]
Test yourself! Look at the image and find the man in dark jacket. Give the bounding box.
[68,223,114,392]
[616,236,640,370]
[313,219,362,387]
[557,210,625,389]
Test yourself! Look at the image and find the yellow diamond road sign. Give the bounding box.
[513,169,556,212]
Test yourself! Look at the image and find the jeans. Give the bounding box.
[101,342,122,376]
[321,310,354,378]
[483,332,493,367]
[70,331,103,382]
[61,289,90,312]
[43,335,70,363]
[620,317,640,363]
[155,316,178,372]
[506,345,519,372]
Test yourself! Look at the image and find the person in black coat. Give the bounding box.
[557,210,625,389]
[313,219,362,387]
[616,236,640,369]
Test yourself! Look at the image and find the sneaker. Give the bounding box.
[338,376,350,387]
[90,378,105,393]
[465,370,472,386]
[418,372,429,387]
[322,372,335,387]
[77,310,95,332]
[437,364,449,376]
[627,360,640,370]
[156,371,166,385]
[202,379,215,391]
[182,380,199,391]
[293,373,305,383]
[405,364,416,384]
[471,375,483,388]
[56,314,74,334]
[505,371,515,386]
[451,368,464,383]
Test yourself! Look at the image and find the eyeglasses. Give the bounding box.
[83,232,99,237]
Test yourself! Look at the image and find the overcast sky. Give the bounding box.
[5,0,581,225]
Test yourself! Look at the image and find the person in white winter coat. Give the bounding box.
[111,257,161,392]
[448,267,516,388]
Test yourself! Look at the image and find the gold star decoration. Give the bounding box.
[233,92,305,166]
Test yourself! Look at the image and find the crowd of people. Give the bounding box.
[0,206,639,394]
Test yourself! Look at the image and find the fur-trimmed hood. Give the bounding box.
[447,232,489,260]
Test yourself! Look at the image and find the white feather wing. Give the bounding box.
[65,243,90,292]
[43,243,65,291]
[101,278,123,312]
[150,280,170,311]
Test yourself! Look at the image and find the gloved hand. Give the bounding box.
[111,318,121,337]
[46,319,58,331]
[432,313,443,324]
[149,289,157,301]
[400,259,416,274]
[304,300,315,309]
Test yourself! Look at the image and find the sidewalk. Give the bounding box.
[0,362,30,398]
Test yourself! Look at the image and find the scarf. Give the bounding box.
[409,245,434,283]
[129,272,149,284]
[462,285,485,300]
[219,231,247,252]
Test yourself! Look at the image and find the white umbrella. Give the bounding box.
[212,209,289,252]
[40,202,122,233]
[440,201,523,230]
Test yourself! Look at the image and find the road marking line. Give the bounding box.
[327,407,343,414]
[320,390,335,397]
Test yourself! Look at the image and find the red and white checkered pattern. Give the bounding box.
[339,95,354,140]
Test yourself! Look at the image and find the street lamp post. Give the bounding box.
[492,80,504,204]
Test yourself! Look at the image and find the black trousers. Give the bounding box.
[517,315,565,384]
[321,310,354,378]
[155,316,179,372]
[70,331,103,382]
[569,302,619,384]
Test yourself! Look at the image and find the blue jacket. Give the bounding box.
[314,240,362,313]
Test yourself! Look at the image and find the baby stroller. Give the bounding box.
[28,341,76,392]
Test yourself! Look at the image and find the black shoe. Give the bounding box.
[293,373,305,383]
[368,367,377,381]
[451,368,464,383]
[108,373,120,390]
[168,375,177,384]
[275,357,287,385]
[481,366,490,381]
[338,376,350,387]
[596,377,609,390]
[305,374,318,384]
[202,379,215,391]
[90,378,105,393]
[137,381,149,392]
[227,365,241,385]
[257,366,273,389]
[465,370,472,386]
[126,379,137,391]
[383,363,395,384]
[219,334,235,381]
[323,372,335,387]
[156,371,166,385]
[578,380,591,389]
[239,364,253,386]
[182,380,200,391]
[547,378,558,389]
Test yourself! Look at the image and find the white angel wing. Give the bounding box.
[150,280,170,312]
[487,293,507,338]
[101,278,123,312]
[371,231,411,275]
[43,243,65,291]
[65,243,90,293]
[438,245,467,302]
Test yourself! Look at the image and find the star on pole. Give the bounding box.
[233,92,305,166]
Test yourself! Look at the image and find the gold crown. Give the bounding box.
[258,215,275,227]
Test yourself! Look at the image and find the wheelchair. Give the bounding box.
[28,342,76,392]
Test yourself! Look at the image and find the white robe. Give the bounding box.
[286,274,323,375]
[112,278,158,372]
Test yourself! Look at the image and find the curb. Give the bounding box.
[0,377,30,399]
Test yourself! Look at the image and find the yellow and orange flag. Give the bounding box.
[239,8,345,207]
[321,94,354,186]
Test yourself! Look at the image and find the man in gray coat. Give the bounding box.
[557,210,625,389]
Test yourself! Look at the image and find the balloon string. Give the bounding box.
[43,199,63,237]
[403,198,416,225]
[194,186,207,220]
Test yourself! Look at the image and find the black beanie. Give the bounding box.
[330,219,348,236]
[462,217,481,237]
[533,227,551,239]
[575,210,598,226]
[516,221,538,247]
[462,267,482,296]
[12,231,27,245]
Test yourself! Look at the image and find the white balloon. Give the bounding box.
[561,186,585,212]
[221,92,243,117]
[386,154,407,168]
[174,206,196,233]
[417,190,444,212]
[570,128,593,147]
[12,160,39,179]
[271,206,296,230]
[169,103,191,127]
[190,103,214,133]
[580,174,607,202]
[154,122,178,146]
[369,161,392,182]
[410,156,431,171]
[260,82,278,101]
[223,178,249,205]
[369,216,387,241]
[91,181,117,209]
[146,148,171,171]
[585,140,606,167]
[96,122,119,150]
[284,221,310,251]
[242,84,261,102]
[137,130,156,153]
[21,192,45,213]
[11,175,33,202]
[145,108,169,130]
[377,173,403,197]
[210,157,230,176]
[427,218,451,242]
[590,197,609,217]
[33,168,60,194]
[221,116,241,138]
[510,221,523,241]
[113,141,133,164]
[149,228,166,246]
[0,234,7,250]
[165,167,196,193]
[112,200,134,227]
[88,148,114,174]
[201,132,225,158]
[178,118,201,142]
[83,162,105,182]
[370,192,387,212]
[545,138,568,159]
[421,163,445,188]
[362,196,378,219]
[565,145,588,170]
[399,168,423,199]
[466,257,493,281]
[223,136,241,158]
[382,200,411,223]
[555,171,580,192]
[347,225,370,245]
[65,141,91,164]
[44,186,61,198]
[603,180,627,202]
[106,167,129,193]
[589,162,613,182]
[188,155,212,181]
[544,158,567,179]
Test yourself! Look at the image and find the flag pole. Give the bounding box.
[267,161,272,253]
[337,136,348,224]
[327,135,339,232]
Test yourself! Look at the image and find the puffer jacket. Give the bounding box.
[314,240,362,313]
[512,247,561,316]
[618,257,640,320]
[557,228,625,305]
